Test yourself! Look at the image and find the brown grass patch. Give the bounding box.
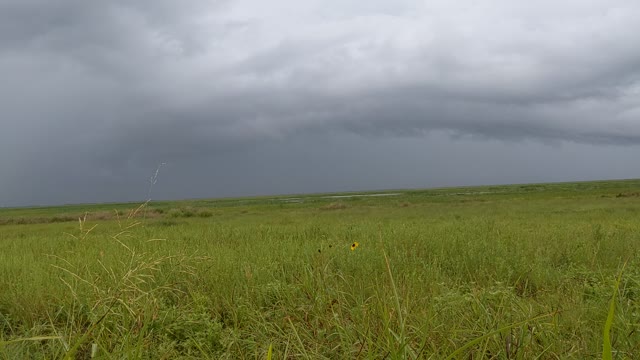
[616,192,640,198]
[0,207,165,226]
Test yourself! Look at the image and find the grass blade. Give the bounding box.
[266,343,273,360]
[0,336,62,346]
[603,262,627,360]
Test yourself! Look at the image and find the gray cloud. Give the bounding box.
[1,0,640,206]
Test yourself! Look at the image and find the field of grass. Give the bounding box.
[2,179,640,358]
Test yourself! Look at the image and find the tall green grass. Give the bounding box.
[1,180,640,358]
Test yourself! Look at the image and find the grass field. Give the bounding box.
[2,179,640,359]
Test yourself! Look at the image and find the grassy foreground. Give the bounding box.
[2,180,640,358]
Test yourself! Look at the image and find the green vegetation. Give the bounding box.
[2,179,640,358]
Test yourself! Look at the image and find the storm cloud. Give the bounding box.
[1,0,640,206]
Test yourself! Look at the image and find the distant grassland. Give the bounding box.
[2,179,640,358]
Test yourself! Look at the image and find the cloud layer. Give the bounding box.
[2,0,640,205]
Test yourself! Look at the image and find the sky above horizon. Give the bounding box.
[1,0,640,207]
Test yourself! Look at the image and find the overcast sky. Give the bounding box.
[1,0,640,207]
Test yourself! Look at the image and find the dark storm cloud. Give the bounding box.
[1,0,640,206]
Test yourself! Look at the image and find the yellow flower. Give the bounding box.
[350,242,360,251]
